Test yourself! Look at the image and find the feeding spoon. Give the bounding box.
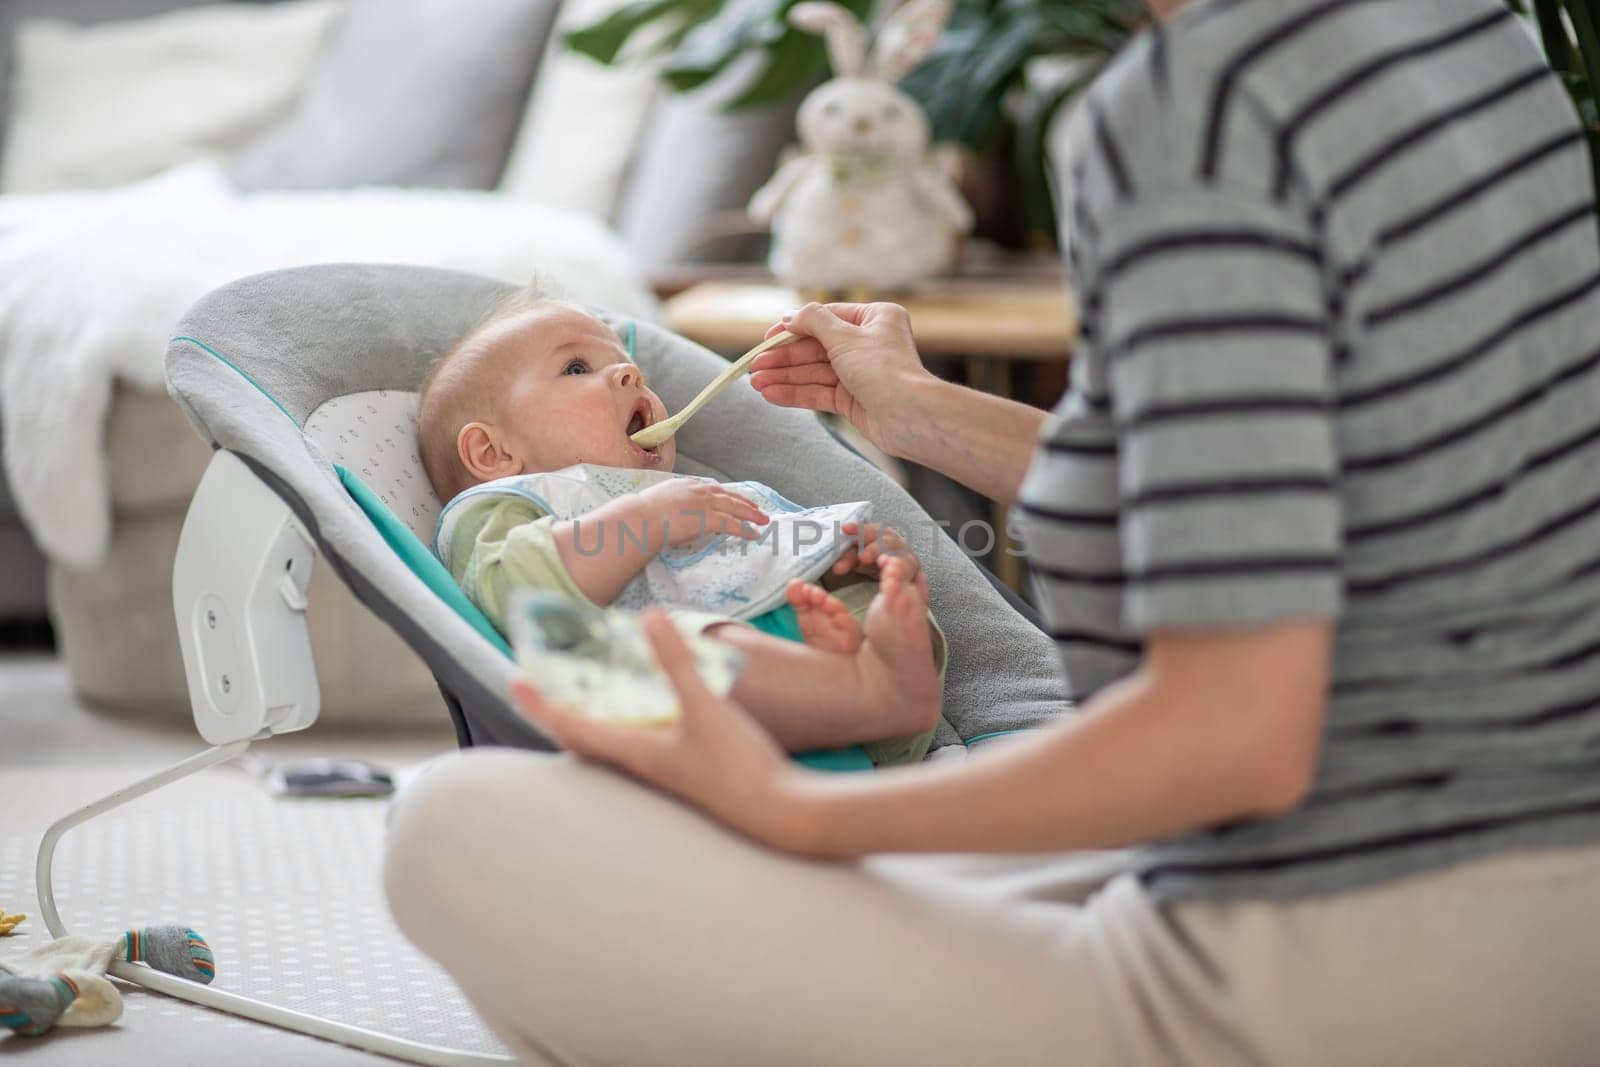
[630,330,799,449]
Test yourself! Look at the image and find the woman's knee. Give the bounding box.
[382,749,653,932]
[384,748,562,947]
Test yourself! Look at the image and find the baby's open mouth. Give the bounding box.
[626,400,658,453]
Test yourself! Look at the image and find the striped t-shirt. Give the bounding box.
[1019,0,1600,899]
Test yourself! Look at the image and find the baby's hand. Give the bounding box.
[635,480,769,548]
[832,522,928,599]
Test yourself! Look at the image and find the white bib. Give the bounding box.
[435,465,873,620]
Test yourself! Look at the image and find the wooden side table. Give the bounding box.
[662,280,1077,594]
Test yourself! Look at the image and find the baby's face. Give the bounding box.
[485,306,675,474]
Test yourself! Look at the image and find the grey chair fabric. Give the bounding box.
[165,263,1068,751]
[229,0,558,191]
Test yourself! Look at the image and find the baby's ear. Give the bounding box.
[458,422,521,483]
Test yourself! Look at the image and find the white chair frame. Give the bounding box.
[34,451,514,1067]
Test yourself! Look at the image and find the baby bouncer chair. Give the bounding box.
[34,264,1067,1064]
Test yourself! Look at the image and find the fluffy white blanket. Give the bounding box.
[0,162,658,569]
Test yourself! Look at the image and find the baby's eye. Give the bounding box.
[562,359,589,376]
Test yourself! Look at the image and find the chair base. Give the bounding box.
[34,736,514,1067]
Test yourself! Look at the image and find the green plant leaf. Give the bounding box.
[1532,0,1577,73]
[649,5,725,56]
[713,0,870,111]
[1016,70,1097,238]
[1563,0,1600,105]
[565,0,685,64]
[661,0,789,90]
[724,29,829,108]
[1557,0,1600,211]
[900,0,1133,150]
[900,10,1042,146]
[565,0,1144,246]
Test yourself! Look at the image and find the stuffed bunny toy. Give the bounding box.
[748,0,973,295]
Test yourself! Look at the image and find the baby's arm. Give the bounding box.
[549,481,769,606]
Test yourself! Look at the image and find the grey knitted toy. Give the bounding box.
[0,925,213,1037]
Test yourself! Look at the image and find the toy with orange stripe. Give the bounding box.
[122,924,216,985]
[0,975,85,1036]
[1,925,213,1037]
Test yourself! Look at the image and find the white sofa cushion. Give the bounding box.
[1,1,342,193]
[497,0,663,220]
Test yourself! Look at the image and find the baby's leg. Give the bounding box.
[787,579,862,655]
[854,557,942,743]
[708,562,939,753]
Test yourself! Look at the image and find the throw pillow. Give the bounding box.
[1,1,342,193]
[495,0,664,220]
[229,0,557,191]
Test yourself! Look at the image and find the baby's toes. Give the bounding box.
[879,557,910,605]
[789,581,823,614]
[823,592,862,636]
[792,583,863,654]
[897,562,930,613]
[790,581,830,615]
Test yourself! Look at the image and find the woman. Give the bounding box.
[386,0,1600,1061]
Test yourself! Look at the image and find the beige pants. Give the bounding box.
[384,750,1600,1066]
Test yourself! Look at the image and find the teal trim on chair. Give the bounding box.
[793,746,875,772]
[172,336,299,426]
[967,729,1026,745]
[335,465,511,656]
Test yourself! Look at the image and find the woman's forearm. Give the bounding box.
[779,631,1327,859]
[890,376,1046,509]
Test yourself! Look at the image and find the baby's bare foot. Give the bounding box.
[853,558,941,737]
[788,579,862,654]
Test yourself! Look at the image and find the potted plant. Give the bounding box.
[567,0,1141,246]
[1510,0,1600,206]
[567,0,1599,248]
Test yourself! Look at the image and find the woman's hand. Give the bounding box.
[634,479,768,548]
[512,611,814,852]
[752,300,1050,507]
[830,522,929,601]
[749,302,937,459]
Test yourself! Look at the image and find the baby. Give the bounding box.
[417,288,945,764]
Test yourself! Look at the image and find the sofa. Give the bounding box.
[0,0,799,721]
[0,434,47,630]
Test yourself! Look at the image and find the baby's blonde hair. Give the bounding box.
[417,281,571,502]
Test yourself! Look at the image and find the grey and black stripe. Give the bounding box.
[1023,0,1600,900]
